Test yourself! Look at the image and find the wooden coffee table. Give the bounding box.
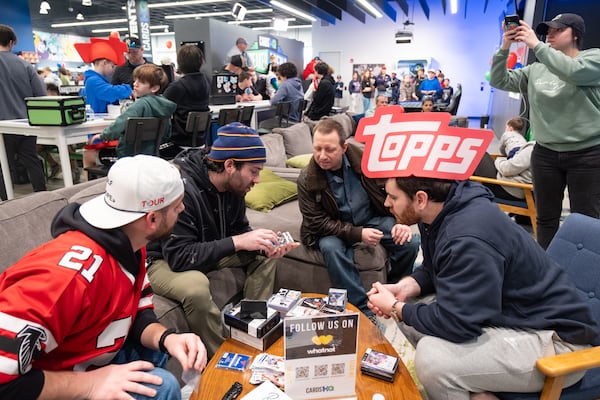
[191,294,422,399]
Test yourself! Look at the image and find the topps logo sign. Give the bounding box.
[355,108,493,180]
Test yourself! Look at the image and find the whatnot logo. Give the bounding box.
[17,325,47,375]
[355,107,493,180]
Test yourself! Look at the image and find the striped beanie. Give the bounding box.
[207,122,266,163]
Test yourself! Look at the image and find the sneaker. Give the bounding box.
[48,164,60,179]
[367,312,387,334]
[72,167,81,184]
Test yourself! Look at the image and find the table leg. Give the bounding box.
[56,136,73,187]
[0,133,14,200]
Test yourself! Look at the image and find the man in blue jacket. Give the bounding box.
[368,176,598,399]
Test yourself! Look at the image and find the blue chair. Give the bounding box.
[496,213,600,400]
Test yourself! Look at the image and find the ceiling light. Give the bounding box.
[450,0,458,14]
[228,18,295,25]
[272,18,288,31]
[90,25,169,33]
[51,18,127,28]
[270,0,316,22]
[148,0,229,8]
[356,0,383,18]
[252,24,311,30]
[151,31,176,36]
[166,8,271,20]
[91,27,128,33]
[39,8,48,14]
[76,12,84,20]
[40,1,51,10]
[81,0,92,6]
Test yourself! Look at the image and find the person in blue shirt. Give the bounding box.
[418,69,442,100]
[74,36,132,113]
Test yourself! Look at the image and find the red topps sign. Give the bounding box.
[355,107,493,180]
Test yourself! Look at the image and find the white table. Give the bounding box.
[0,118,111,200]
[209,99,273,129]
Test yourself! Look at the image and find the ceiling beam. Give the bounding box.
[343,1,367,22]
[326,0,367,23]
[373,0,397,21]
[394,0,409,16]
[301,0,343,20]
[418,0,430,19]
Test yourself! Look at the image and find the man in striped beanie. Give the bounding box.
[147,122,298,357]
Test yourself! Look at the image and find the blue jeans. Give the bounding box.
[362,96,371,114]
[112,337,181,400]
[531,143,600,249]
[318,216,420,314]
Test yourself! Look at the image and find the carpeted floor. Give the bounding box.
[378,316,428,399]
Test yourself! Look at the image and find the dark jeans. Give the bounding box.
[0,134,46,200]
[111,336,180,400]
[531,143,600,249]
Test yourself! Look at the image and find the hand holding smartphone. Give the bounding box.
[504,15,520,31]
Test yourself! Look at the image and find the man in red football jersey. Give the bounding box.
[0,155,207,399]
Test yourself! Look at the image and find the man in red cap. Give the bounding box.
[74,35,132,114]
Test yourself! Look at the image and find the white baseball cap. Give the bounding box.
[80,155,184,229]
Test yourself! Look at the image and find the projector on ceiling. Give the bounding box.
[395,31,413,44]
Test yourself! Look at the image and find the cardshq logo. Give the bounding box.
[355,107,493,180]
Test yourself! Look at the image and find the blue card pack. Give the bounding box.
[216,351,252,371]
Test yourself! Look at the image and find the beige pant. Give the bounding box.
[397,295,588,399]
[148,252,276,358]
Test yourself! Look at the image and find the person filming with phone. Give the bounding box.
[489,13,600,249]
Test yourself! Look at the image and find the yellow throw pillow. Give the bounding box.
[285,154,312,169]
[245,168,298,212]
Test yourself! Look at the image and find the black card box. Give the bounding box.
[224,302,280,338]
[229,321,283,351]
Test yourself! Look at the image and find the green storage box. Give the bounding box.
[25,96,86,126]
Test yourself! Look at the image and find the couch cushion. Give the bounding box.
[245,168,298,212]
[68,178,107,204]
[261,133,287,169]
[272,123,313,158]
[321,112,357,140]
[0,191,68,272]
[286,154,312,169]
[286,243,387,272]
[246,200,302,241]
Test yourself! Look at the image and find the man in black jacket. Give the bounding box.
[297,119,420,317]
[112,36,151,87]
[147,123,298,357]
[306,61,335,120]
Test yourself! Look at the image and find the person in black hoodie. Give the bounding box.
[162,44,211,155]
[368,176,599,399]
[147,123,299,358]
[306,61,335,121]
[0,155,206,400]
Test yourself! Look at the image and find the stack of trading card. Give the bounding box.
[320,288,347,314]
[360,347,399,382]
[267,288,302,314]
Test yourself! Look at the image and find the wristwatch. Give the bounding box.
[390,300,402,322]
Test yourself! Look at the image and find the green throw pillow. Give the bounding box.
[285,154,312,169]
[245,168,298,212]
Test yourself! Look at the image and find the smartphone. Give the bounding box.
[504,15,520,30]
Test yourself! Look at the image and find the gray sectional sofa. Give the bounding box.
[0,112,389,376]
